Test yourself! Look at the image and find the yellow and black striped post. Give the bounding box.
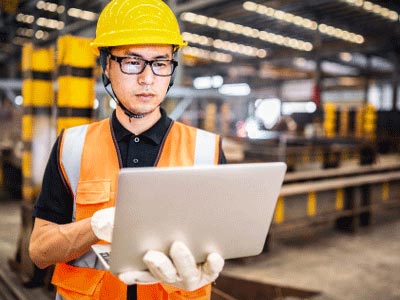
[323,102,336,138]
[354,106,364,139]
[20,43,55,277]
[56,35,96,133]
[363,104,376,141]
[339,106,349,137]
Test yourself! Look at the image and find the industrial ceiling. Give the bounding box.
[1,0,400,87]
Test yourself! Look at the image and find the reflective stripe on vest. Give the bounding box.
[61,124,89,222]
[194,129,216,165]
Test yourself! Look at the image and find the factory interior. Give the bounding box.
[0,0,400,299]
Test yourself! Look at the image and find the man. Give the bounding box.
[29,0,226,299]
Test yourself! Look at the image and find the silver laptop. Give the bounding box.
[92,162,286,274]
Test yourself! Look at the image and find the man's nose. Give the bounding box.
[137,64,154,85]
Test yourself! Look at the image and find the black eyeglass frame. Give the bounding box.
[108,54,178,77]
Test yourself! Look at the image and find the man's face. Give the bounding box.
[105,44,174,118]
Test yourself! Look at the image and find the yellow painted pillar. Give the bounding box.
[20,43,55,278]
[307,191,317,217]
[355,106,364,138]
[56,35,96,133]
[273,196,285,224]
[21,43,34,204]
[204,103,217,132]
[323,103,336,138]
[22,44,55,202]
[339,106,349,137]
[382,182,389,203]
[363,104,376,140]
[336,188,344,210]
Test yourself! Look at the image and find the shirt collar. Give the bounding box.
[111,108,172,145]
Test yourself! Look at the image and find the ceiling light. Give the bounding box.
[243,1,318,31]
[182,46,232,63]
[36,17,64,30]
[340,0,398,21]
[182,32,267,58]
[244,1,364,44]
[16,27,34,37]
[339,52,353,62]
[193,76,224,89]
[181,12,312,51]
[36,1,65,14]
[218,83,251,96]
[67,8,98,21]
[16,13,35,24]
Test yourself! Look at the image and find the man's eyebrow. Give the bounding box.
[123,51,171,59]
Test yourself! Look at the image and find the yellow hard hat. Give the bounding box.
[90,0,188,56]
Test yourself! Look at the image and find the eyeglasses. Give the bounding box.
[109,54,178,77]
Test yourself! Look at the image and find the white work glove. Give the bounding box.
[118,241,224,291]
[91,207,115,242]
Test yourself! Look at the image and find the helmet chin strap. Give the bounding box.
[102,73,146,121]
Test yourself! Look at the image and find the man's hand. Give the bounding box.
[118,241,224,291]
[90,207,115,242]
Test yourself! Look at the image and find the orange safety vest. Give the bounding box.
[52,117,220,300]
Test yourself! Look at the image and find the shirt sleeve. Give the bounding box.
[33,135,74,224]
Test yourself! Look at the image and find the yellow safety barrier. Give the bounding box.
[20,42,55,281]
[339,107,349,137]
[363,104,376,140]
[21,44,54,204]
[335,188,344,210]
[56,35,96,133]
[273,196,285,224]
[307,191,317,217]
[323,103,336,138]
[355,106,363,138]
[382,182,389,203]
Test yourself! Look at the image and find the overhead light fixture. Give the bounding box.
[243,1,364,44]
[339,52,353,62]
[16,13,35,24]
[68,8,98,21]
[182,46,232,63]
[193,76,223,89]
[243,1,318,30]
[181,12,313,51]
[36,17,64,30]
[12,36,31,45]
[340,0,399,21]
[14,95,23,106]
[182,32,267,58]
[16,27,34,37]
[36,1,65,14]
[35,30,50,40]
[218,83,251,96]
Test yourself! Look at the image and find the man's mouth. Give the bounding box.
[136,93,155,99]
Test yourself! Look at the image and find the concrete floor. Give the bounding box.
[0,198,399,300]
[223,210,400,300]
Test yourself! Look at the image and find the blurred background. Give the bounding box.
[0,0,399,299]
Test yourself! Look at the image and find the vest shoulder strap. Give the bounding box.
[61,124,89,198]
[194,127,217,165]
